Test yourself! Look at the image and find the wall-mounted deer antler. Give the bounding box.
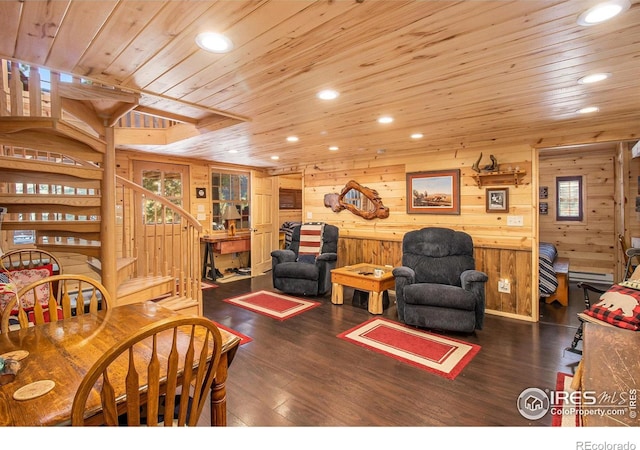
[472,153,498,173]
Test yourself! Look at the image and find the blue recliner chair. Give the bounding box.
[270,223,339,296]
[392,227,488,333]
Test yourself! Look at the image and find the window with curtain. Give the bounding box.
[556,176,583,221]
[210,170,250,231]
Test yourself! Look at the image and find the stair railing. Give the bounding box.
[116,176,203,312]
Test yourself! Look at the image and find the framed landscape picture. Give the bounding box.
[486,188,509,213]
[406,169,460,215]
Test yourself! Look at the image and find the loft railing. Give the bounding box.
[1,59,179,132]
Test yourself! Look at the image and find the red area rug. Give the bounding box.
[337,318,480,380]
[223,290,320,321]
[212,321,252,345]
[201,281,218,290]
[552,372,582,427]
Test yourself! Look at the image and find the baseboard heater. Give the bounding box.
[569,271,613,284]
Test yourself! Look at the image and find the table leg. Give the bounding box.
[331,282,344,305]
[210,352,229,426]
[368,290,383,314]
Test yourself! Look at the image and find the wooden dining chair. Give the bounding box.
[0,274,111,331]
[0,248,62,274]
[71,316,223,426]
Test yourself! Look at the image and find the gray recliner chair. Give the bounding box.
[270,223,339,296]
[392,227,488,333]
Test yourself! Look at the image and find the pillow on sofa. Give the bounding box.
[582,284,640,331]
[0,264,53,312]
[297,223,324,264]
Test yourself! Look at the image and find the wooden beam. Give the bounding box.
[105,101,139,128]
[61,98,106,136]
[196,115,244,133]
[58,82,138,104]
[133,106,198,125]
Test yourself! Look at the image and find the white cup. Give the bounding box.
[373,268,384,278]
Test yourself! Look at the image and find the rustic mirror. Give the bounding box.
[324,180,389,220]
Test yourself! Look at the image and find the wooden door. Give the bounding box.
[132,161,190,276]
[250,171,277,276]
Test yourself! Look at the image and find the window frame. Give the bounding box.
[210,168,250,232]
[555,175,584,222]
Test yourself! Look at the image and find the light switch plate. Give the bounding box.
[507,215,523,226]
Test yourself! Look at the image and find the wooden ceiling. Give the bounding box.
[1,0,639,170]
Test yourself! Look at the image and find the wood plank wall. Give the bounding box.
[95,141,634,321]
[539,147,617,278]
[300,143,538,321]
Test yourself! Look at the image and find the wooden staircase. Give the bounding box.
[0,59,202,316]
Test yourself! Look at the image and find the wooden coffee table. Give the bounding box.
[331,263,395,314]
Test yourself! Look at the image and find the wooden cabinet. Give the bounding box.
[279,188,302,209]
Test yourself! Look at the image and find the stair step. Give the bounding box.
[87,256,137,272]
[0,155,103,180]
[156,295,200,315]
[0,204,101,216]
[0,194,101,207]
[88,256,137,286]
[116,275,175,306]
[35,237,101,258]
[2,221,100,232]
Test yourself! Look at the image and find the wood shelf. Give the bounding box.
[472,170,526,188]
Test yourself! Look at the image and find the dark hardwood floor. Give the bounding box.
[201,274,590,427]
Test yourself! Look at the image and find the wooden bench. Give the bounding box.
[545,257,570,306]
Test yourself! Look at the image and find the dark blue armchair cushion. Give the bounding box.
[402,227,475,286]
[297,254,317,264]
[403,283,476,310]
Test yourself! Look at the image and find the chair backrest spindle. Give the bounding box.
[71,316,222,427]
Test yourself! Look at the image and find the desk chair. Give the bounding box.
[71,316,223,426]
[1,274,111,331]
[565,247,640,355]
[618,234,635,279]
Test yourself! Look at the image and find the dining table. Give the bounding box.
[0,301,241,426]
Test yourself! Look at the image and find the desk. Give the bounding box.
[331,263,395,314]
[0,302,240,426]
[580,323,639,426]
[202,234,251,281]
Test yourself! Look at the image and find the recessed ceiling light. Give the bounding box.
[270,155,280,160]
[317,89,339,100]
[378,116,393,124]
[328,146,339,151]
[577,0,630,26]
[411,133,424,139]
[228,149,238,154]
[195,32,233,53]
[286,136,299,142]
[578,73,611,84]
[578,106,600,114]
